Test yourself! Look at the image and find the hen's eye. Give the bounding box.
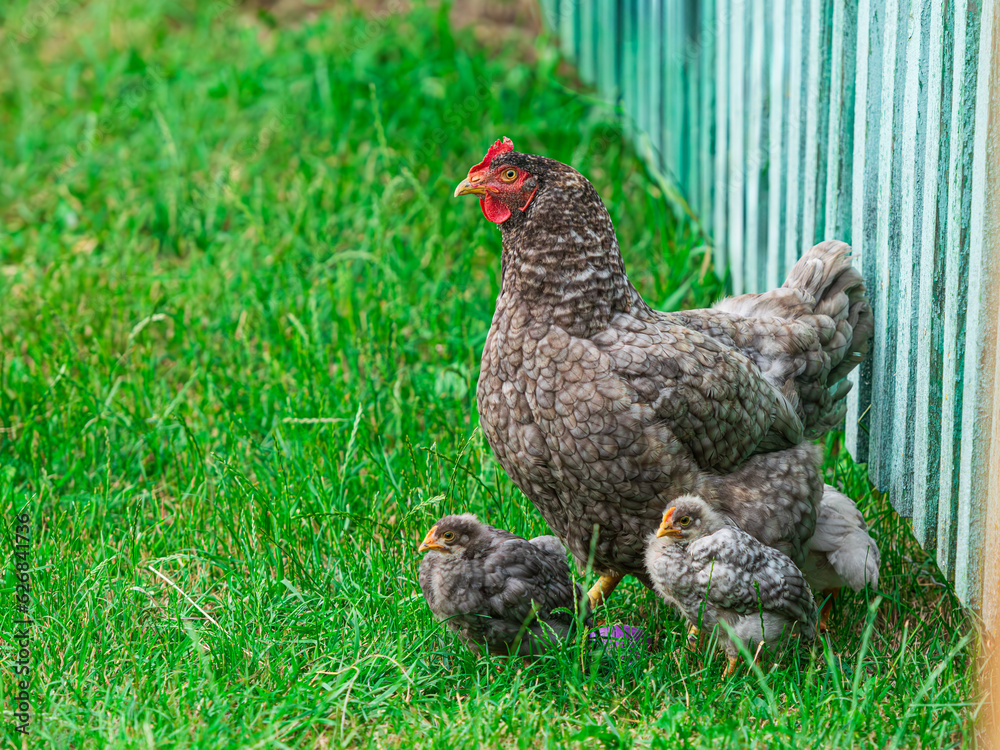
[442,531,455,541]
[501,168,518,182]
[678,516,692,526]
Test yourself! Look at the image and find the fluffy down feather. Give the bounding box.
[801,486,881,594]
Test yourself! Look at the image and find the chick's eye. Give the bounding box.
[442,531,455,541]
[678,516,692,526]
[501,168,518,182]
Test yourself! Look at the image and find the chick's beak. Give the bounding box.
[418,525,445,553]
[454,172,488,197]
[656,507,680,538]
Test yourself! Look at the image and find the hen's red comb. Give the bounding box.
[471,137,514,173]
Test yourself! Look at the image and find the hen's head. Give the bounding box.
[454,137,572,226]
[453,137,638,328]
[418,513,484,556]
[655,496,726,543]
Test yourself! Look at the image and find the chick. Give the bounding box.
[644,496,818,675]
[418,514,587,656]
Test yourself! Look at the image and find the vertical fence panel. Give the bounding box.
[745,0,766,293]
[983,0,1000,630]
[683,1,699,202]
[890,0,926,516]
[938,2,975,580]
[801,0,823,246]
[636,0,648,138]
[911,0,947,550]
[846,0,878,462]
[868,0,901,492]
[676,1,693,194]
[558,0,578,65]
[650,1,664,165]
[783,0,805,277]
[727,1,746,294]
[596,0,617,99]
[713,0,730,275]
[663,0,679,181]
[766,0,787,291]
[622,0,640,139]
[823,0,856,244]
[579,0,595,84]
[812,2,833,241]
[699,0,715,231]
[955,0,998,606]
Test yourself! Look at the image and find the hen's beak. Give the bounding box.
[656,507,681,538]
[418,525,445,553]
[454,175,488,197]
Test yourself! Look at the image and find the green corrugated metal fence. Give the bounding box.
[539,0,1000,610]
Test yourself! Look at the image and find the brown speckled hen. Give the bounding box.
[454,138,873,609]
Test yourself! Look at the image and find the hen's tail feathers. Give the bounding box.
[714,240,873,437]
[781,240,874,385]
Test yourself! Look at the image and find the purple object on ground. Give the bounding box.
[589,625,649,666]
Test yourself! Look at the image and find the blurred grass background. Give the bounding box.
[0,1,980,747]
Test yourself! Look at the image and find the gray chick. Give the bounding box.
[802,485,881,631]
[418,514,587,656]
[645,496,818,676]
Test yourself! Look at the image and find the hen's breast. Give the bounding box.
[476,301,699,575]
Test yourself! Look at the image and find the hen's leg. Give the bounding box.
[724,643,764,678]
[819,589,840,633]
[724,656,739,678]
[586,573,624,611]
[686,624,701,652]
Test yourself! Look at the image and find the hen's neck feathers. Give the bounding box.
[497,167,649,337]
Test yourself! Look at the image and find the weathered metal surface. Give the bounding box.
[538,0,999,610]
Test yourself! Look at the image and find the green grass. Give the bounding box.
[0,1,979,747]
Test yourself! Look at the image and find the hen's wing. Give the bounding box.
[592,316,804,473]
[688,528,817,628]
[482,538,582,628]
[661,241,873,437]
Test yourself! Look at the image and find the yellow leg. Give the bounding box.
[724,656,739,678]
[586,573,625,611]
[819,589,839,633]
[725,645,764,678]
[686,624,701,652]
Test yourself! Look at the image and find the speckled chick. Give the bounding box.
[454,138,873,588]
[645,496,818,671]
[418,514,587,656]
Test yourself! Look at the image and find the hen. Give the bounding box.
[455,138,873,608]
[418,514,587,656]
